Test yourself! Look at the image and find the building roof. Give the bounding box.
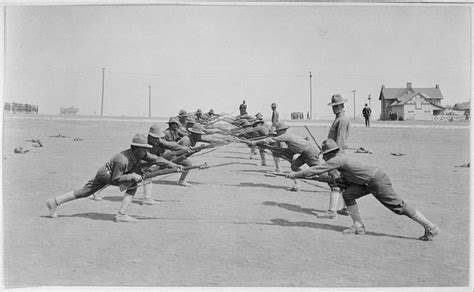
[391,92,444,109]
[453,101,470,111]
[380,85,443,101]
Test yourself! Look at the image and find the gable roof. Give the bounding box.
[380,86,443,101]
[391,92,445,109]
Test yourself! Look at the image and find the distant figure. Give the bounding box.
[239,100,247,116]
[271,102,279,131]
[362,103,372,127]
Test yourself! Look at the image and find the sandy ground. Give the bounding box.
[2,116,471,288]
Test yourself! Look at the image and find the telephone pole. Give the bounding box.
[100,68,105,116]
[309,71,313,120]
[368,94,372,108]
[352,89,357,119]
[148,86,152,117]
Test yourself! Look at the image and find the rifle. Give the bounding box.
[264,171,330,191]
[303,125,321,151]
[168,144,216,162]
[119,163,209,192]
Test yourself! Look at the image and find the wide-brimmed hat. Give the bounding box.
[208,109,215,114]
[178,109,188,117]
[148,125,162,138]
[319,139,340,155]
[327,94,348,106]
[131,134,152,148]
[252,119,264,126]
[167,117,179,125]
[186,116,196,125]
[196,109,202,114]
[255,112,263,118]
[271,102,277,107]
[189,123,206,135]
[275,122,289,131]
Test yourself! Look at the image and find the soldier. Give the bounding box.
[45,134,181,223]
[194,109,204,123]
[321,94,351,219]
[251,119,270,166]
[163,117,188,143]
[271,102,279,131]
[239,100,247,116]
[287,139,440,241]
[177,109,189,128]
[143,125,194,199]
[250,122,319,191]
[362,103,372,127]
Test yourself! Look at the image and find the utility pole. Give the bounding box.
[368,94,372,108]
[309,71,312,120]
[148,86,152,117]
[100,68,105,116]
[352,89,357,119]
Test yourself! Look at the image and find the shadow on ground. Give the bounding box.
[257,218,417,240]
[40,213,160,222]
[263,201,326,215]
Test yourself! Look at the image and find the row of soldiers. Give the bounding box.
[46,96,439,241]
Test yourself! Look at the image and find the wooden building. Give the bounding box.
[379,82,445,121]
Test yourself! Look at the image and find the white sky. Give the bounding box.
[3,3,472,119]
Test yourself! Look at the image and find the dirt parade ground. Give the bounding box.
[2,116,471,289]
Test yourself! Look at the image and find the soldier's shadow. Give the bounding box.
[41,213,160,222]
[239,182,289,190]
[263,201,326,215]
[94,196,180,204]
[260,218,417,240]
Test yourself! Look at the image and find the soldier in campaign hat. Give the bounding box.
[142,125,193,195]
[270,102,279,131]
[164,117,188,143]
[46,134,181,223]
[250,122,320,191]
[287,139,440,241]
[321,94,351,219]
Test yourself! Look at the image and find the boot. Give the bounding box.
[260,151,266,166]
[273,156,281,172]
[115,213,138,223]
[342,204,366,235]
[141,182,159,205]
[46,191,76,218]
[117,193,135,222]
[320,190,341,219]
[407,210,440,241]
[289,179,302,192]
[178,170,192,187]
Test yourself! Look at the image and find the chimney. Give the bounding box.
[435,84,439,89]
[407,82,412,89]
[381,85,385,89]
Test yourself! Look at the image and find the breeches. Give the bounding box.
[342,169,414,216]
[73,167,138,198]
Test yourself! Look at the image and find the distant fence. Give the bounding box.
[4,102,39,114]
[433,114,468,122]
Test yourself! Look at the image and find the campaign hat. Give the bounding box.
[189,123,206,135]
[178,109,188,117]
[319,139,340,155]
[131,134,152,148]
[275,122,289,131]
[167,117,180,125]
[252,119,264,126]
[327,94,348,106]
[148,125,162,138]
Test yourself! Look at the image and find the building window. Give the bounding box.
[415,98,422,109]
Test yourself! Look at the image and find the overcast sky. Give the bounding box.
[3,3,472,119]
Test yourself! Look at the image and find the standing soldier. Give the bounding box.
[177,109,189,128]
[271,102,279,131]
[46,134,181,223]
[321,94,351,219]
[362,103,372,127]
[239,100,247,116]
[288,139,440,241]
